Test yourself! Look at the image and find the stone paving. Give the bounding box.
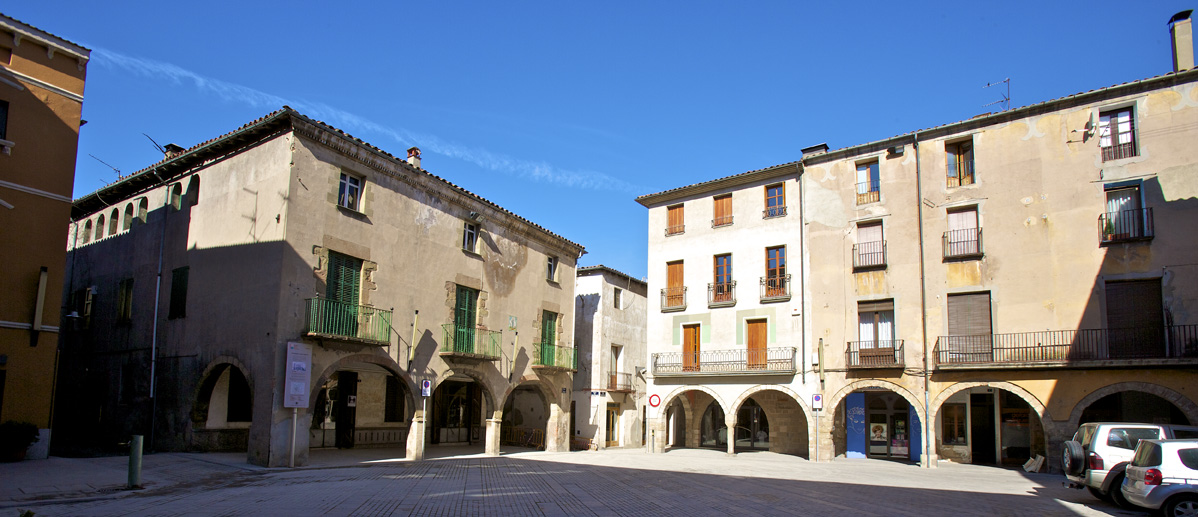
[2,448,1147,516]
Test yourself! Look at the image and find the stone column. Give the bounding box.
[545,399,568,452]
[485,418,502,456]
[646,417,667,453]
[407,406,426,461]
[725,414,737,456]
[816,412,835,462]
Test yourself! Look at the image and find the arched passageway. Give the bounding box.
[311,363,410,449]
[191,363,252,452]
[1079,391,1190,425]
[832,389,921,463]
[501,383,551,450]
[934,386,1047,467]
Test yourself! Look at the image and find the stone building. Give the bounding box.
[0,13,89,459]
[571,265,647,449]
[640,11,1198,471]
[55,107,583,466]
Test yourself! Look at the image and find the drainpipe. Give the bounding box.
[148,177,170,450]
[913,133,932,468]
[798,167,807,385]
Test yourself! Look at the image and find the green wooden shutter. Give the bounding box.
[541,310,557,365]
[325,252,362,337]
[454,286,478,353]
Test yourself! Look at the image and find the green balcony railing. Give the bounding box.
[440,324,502,360]
[305,298,391,345]
[533,342,576,371]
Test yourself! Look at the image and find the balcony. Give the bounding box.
[1099,208,1154,244]
[304,298,392,346]
[665,224,685,236]
[856,180,880,205]
[1102,141,1138,162]
[607,372,633,393]
[652,347,797,377]
[661,286,687,312]
[933,325,1198,369]
[760,275,791,302]
[439,324,502,361]
[943,228,983,260]
[708,281,736,308]
[846,340,904,369]
[853,241,886,270]
[533,342,576,372]
[712,215,733,228]
[763,206,787,219]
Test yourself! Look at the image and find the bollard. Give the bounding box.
[128,435,143,489]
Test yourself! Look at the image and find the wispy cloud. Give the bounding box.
[90,48,640,192]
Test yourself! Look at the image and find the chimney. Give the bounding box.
[163,143,186,160]
[1170,10,1194,72]
[406,147,422,168]
[800,143,829,158]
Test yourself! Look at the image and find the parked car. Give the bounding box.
[1121,439,1198,516]
[1062,422,1198,507]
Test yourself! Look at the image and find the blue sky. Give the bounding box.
[8,1,1191,279]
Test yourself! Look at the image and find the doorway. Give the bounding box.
[866,392,910,459]
[605,404,620,447]
[735,398,770,450]
[683,324,700,372]
[970,392,996,464]
[747,319,767,369]
[432,380,482,445]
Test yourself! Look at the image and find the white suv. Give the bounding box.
[1062,422,1198,508]
[1122,439,1198,516]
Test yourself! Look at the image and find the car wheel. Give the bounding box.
[1062,440,1085,476]
[1108,474,1132,509]
[1087,486,1109,501]
[1163,496,1198,517]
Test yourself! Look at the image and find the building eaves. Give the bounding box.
[634,160,801,208]
[71,107,585,253]
[577,265,646,286]
[804,67,1198,165]
[0,13,91,60]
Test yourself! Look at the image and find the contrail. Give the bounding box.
[90,48,640,192]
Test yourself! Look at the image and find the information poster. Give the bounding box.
[284,342,312,408]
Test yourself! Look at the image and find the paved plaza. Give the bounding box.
[1,447,1143,516]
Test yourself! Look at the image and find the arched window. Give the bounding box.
[123,203,134,231]
[82,220,93,244]
[187,176,200,206]
[108,208,119,235]
[137,197,148,222]
[170,184,183,210]
[95,214,105,240]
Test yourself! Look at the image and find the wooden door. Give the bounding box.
[683,324,700,372]
[747,319,767,369]
[605,404,619,447]
[667,261,684,307]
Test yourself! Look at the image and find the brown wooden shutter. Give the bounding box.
[667,261,683,289]
[714,195,731,221]
[1105,279,1162,329]
[668,204,684,230]
[948,292,991,336]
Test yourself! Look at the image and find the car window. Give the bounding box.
[1172,429,1198,439]
[1077,426,1096,448]
[1108,428,1161,450]
[1132,442,1163,467]
[1180,449,1198,470]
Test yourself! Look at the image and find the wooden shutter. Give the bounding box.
[747,319,767,368]
[667,204,684,233]
[667,261,683,288]
[948,292,991,336]
[1106,280,1162,329]
[683,324,700,371]
[326,252,362,304]
[714,194,732,225]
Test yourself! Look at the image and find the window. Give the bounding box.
[1102,185,1152,242]
[945,292,992,362]
[610,345,622,375]
[854,222,885,268]
[82,220,92,244]
[108,208,119,235]
[712,194,732,227]
[168,267,189,319]
[170,183,183,210]
[452,285,480,351]
[613,287,623,309]
[137,198,149,223]
[858,300,895,347]
[226,368,252,422]
[547,256,559,282]
[946,140,975,187]
[95,214,105,240]
[942,403,967,445]
[0,99,8,141]
[1099,108,1137,161]
[326,251,362,305]
[73,287,93,329]
[123,204,134,231]
[384,376,404,422]
[663,260,685,310]
[1105,279,1164,358]
[764,183,786,218]
[711,254,733,304]
[666,204,684,235]
[944,207,981,258]
[462,222,479,253]
[117,278,134,324]
[540,310,558,365]
[856,162,880,205]
[188,176,201,206]
[764,246,787,299]
[338,172,362,211]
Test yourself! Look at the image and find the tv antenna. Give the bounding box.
[983,78,1010,111]
[142,133,166,154]
[89,154,121,178]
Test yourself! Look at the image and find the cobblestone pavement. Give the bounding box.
[11,448,1145,516]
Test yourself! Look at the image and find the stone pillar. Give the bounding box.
[648,417,668,453]
[485,418,502,456]
[545,399,568,452]
[407,415,426,461]
[816,412,835,462]
[921,411,938,469]
[725,414,737,456]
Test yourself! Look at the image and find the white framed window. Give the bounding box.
[338,172,362,211]
[1098,107,1137,161]
[462,222,479,253]
[547,256,559,282]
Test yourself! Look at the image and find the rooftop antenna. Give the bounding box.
[142,133,166,154]
[89,154,121,182]
[983,78,1010,111]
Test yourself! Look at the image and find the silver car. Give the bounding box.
[1122,438,1198,516]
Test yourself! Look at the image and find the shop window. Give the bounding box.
[942,403,967,445]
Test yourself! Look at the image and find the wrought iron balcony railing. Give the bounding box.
[853,241,886,269]
[652,347,797,376]
[533,342,576,371]
[760,274,790,302]
[846,340,904,368]
[661,286,687,312]
[933,325,1198,368]
[763,206,787,219]
[1102,141,1137,162]
[943,228,983,259]
[665,224,685,236]
[440,323,502,360]
[708,281,736,308]
[1099,208,1154,244]
[856,180,880,205]
[305,298,392,345]
[712,215,733,228]
[607,372,633,392]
